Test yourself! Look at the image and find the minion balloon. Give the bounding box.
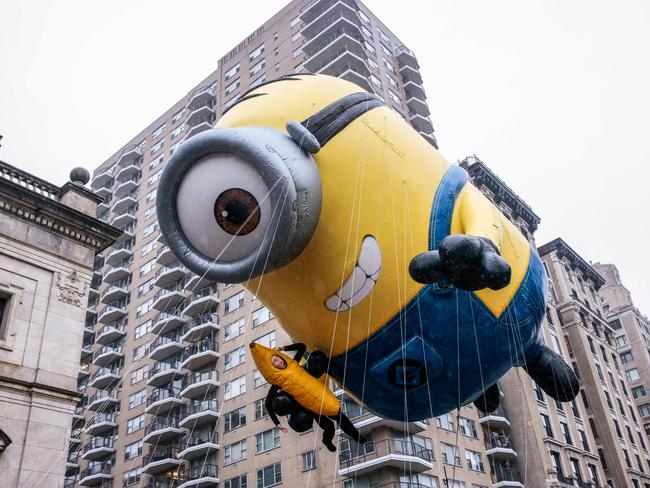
[157,74,579,421]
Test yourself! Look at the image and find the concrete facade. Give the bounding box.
[0,161,119,488]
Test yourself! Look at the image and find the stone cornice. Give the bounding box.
[0,173,121,253]
[539,238,606,289]
[459,155,541,233]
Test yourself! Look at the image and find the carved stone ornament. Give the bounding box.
[56,271,86,307]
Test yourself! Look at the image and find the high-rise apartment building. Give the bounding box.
[595,264,650,444]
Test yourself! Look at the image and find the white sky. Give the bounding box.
[1,0,649,313]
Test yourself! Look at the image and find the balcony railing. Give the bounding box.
[148,359,183,378]
[83,436,114,453]
[184,370,219,388]
[486,433,513,450]
[86,412,117,428]
[492,467,521,483]
[0,160,59,199]
[145,418,181,437]
[147,387,181,407]
[185,397,219,416]
[91,366,121,381]
[339,438,433,469]
[182,336,218,360]
[179,464,218,482]
[151,331,183,351]
[79,462,112,478]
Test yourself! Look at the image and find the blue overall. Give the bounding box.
[328,165,547,421]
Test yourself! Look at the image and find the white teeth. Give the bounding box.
[325,235,382,313]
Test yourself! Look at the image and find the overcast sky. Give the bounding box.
[1,0,649,313]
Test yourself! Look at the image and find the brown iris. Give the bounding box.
[214,188,261,236]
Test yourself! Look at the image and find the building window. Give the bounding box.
[249,43,265,61]
[291,32,301,42]
[459,417,477,438]
[550,451,565,481]
[292,47,302,58]
[587,463,599,486]
[251,74,267,89]
[225,79,241,95]
[146,188,157,203]
[150,140,164,155]
[132,342,148,361]
[633,386,647,399]
[250,59,266,76]
[124,440,143,460]
[561,421,573,445]
[570,458,584,485]
[368,58,379,70]
[0,294,12,340]
[144,207,156,220]
[253,369,267,388]
[134,320,151,339]
[140,240,157,256]
[252,306,273,327]
[148,170,162,186]
[621,351,634,364]
[135,298,153,318]
[122,468,141,486]
[388,90,401,105]
[149,154,164,169]
[301,451,316,471]
[172,108,184,123]
[290,16,300,27]
[224,346,247,370]
[380,43,392,56]
[616,335,628,348]
[540,413,553,438]
[627,368,641,381]
[255,398,268,420]
[383,57,396,73]
[128,389,147,409]
[142,221,158,238]
[257,462,281,488]
[152,123,166,139]
[578,429,589,451]
[171,125,184,139]
[224,291,245,314]
[254,331,276,349]
[365,41,376,54]
[126,414,145,434]
[225,63,240,80]
[225,475,247,488]
[224,439,248,465]
[256,428,280,453]
[436,413,455,432]
[224,406,247,432]
[224,317,246,341]
[224,376,246,400]
[130,365,148,385]
[465,449,484,472]
[639,404,650,417]
[441,443,461,466]
[370,74,381,87]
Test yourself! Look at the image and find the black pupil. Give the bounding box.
[214,188,261,236]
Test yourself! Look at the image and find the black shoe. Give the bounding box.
[324,442,336,452]
[358,435,368,444]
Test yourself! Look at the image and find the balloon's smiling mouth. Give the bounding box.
[324,235,382,312]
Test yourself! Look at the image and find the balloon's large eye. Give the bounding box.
[175,153,272,263]
[214,188,261,236]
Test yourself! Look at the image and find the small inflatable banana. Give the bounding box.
[157,74,579,421]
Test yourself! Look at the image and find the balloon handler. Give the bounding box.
[250,341,366,452]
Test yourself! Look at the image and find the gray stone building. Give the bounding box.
[0,161,120,487]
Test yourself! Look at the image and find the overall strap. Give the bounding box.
[428,164,470,251]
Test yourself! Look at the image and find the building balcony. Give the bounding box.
[178,431,219,461]
[406,96,430,116]
[486,433,517,460]
[142,445,183,475]
[153,284,187,312]
[303,27,365,72]
[95,320,127,345]
[179,398,219,429]
[396,45,419,68]
[479,406,511,428]
[105,241,133,266]
[305,42,368,78]
[491,468,524,488]
[94,185,112,201]
[180,370,219,400]
[146,476,178,488]
[152,310,187,335]
[111,191,139,213]
[79,463,113,486]
[103,262,132,284]
[113,175,140,199]
[91,167,113,191]
[186,102,215,126]
[97,304,127,325]
[114,222,135,243]
[404,80,426,100]
[73,405,86,427]
[69,428,83,446]
[82,436,115,461]
[78,363,91,380]
[81,338,94,360]
[115,160,141,182]
[399,63,422,84]
[89,366,121,390]
[300,0,360,39]
[87,389,119,411]
[99,283,129,305]
[96,195,111,214]
[178,464,219,488]
[185,115,216,139]
[146,386,185,415]
[182,286,219,317]
[302,14,361,54]
[109,206,137,227]
[117,145,143,167]
[187,84,215,108]
[180,338,219,371]
[66,452,80,474]
[184,274,213,292]
[84,412,118,437]
[88,276,101,301]
[149,331,184,361]
[157,244,177,267]
[338,438,434,476]
[419,131,438,148]
[92,344,124,367]
[409,112,434,134]
[143,417,183,444]
[330,63,374,92]
[155,261,188,288]
[349,413,427,435]
[147,359,185,387]
[181,313,219,343]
